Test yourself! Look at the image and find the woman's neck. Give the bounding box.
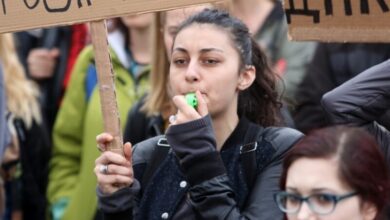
[232,0,275,35]
[212,109,239,151]
[127,27,151,64]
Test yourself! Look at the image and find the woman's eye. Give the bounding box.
[286,195,301,205]
[173,59,187,65]
[203,59,219,65]
[312,194,334,205]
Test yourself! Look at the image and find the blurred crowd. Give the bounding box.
[1,0,390,220]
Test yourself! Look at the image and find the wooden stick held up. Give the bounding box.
[90,20,124,156]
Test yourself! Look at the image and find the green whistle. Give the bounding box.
[185,92,198,109]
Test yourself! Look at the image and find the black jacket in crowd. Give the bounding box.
[5,116,51,220]
[322,59,390,164]
[294,43,390,133]
[15,27,73,133]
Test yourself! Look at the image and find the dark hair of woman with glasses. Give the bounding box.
[276,126,390,220]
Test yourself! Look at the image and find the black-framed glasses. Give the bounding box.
[274,191,358,215]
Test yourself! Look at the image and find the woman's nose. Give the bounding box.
[185,61,200,82]
[296,202,315,220]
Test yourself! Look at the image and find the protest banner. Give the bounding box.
[0,0,218,33]
[284,0,390,42]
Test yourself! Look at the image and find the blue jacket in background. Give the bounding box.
[0,64,9,161]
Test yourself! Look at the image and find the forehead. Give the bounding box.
[286,157,351,192]
[173,24,236,52]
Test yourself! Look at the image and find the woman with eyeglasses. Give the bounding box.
[275,126,390,220]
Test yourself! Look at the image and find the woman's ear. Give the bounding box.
[237,65,256,90]
[362,202,377,220]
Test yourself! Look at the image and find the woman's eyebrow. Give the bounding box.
[200,48,224,53]
[311,188,334,193]
[172,47,187,53]
[172,47,224,54]
[286,187,299,192]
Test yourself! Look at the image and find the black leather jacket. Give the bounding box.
[99,116,303,220]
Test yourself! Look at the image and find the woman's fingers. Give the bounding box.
[172,96,198,117]
[95,151,131,168]
[171,95,200,124]
[94,150,134,194]
[195,90,208,117]
[96,132,114,143]
[170,91,208,125]
[96,133,114,152]
[123,142,133,165]
[94,163,133,177]
[96,173,134,194]
[95,134,135,194]
[97,174,133,186]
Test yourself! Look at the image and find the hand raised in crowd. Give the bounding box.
[94,133,134,195]
[169,90,208,125]
[27,48,60,79]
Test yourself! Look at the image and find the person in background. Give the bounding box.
[229,0,316,111]
[15,25,89,133]
[47,14,153,220]
[124,5,210,145]
[294,43,390,133]
[276,126,390,220]
[0,61,9,217]
[0,33,51,220]
[95,9,302,219]
[322,59,390,164]
[0,64,9,161]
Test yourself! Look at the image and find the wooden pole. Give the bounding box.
[90,20,124,156]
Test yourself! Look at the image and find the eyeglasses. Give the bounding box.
[274,191,358,215]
